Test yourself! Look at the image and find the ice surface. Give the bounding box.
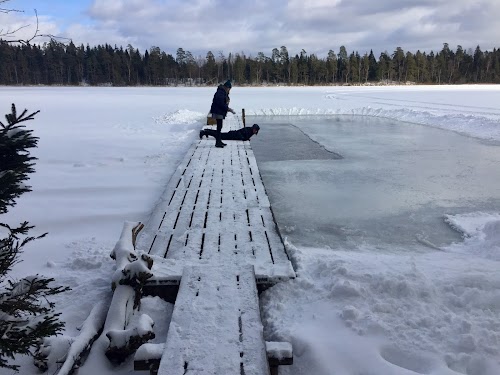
[250,122,341,162]
[251,115,500,251]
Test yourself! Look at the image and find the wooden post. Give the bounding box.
[242,108,246,127]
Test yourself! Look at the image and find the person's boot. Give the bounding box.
[220,141,227,146]
[215,142,225,148]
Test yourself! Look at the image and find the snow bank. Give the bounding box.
[445,212,500,261]
[261,243,500,375]
[154,109,205,128]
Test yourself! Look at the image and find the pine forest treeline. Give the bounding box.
[1,40,499,86]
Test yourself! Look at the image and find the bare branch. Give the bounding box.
[1,8,71,46]
[1,8,37,45]
[0,0,23,14]
[0,24,30,38]
[39,34,72,43]
[0,8,23,14]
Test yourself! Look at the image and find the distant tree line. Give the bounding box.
[1,40,499,86]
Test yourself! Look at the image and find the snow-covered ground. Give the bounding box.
[1,85,499,375]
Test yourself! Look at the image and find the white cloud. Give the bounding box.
[1,0,499,57]
[88,0,127,18]
[0,12,60,43]
[286,0,342,20]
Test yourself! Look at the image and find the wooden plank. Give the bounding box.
[247,208,275,264]
[259,209,290,264]
[243,147,270,207]
[148,258,295,289]
[157,266,269,375]
[137,142,212,241]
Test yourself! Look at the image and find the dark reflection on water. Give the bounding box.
[250,122,342,162]
[250,115,500,251]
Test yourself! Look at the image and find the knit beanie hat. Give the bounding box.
[223,80,232,88]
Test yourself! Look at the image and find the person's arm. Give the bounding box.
[226,94,235,114]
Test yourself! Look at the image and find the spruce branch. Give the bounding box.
[0,103,70,370]
[0,103,40,213]
[1,103,40,127]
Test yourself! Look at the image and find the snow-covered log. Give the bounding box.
[102,221,155,363]
[39,221,155,373]
[105,314,155,363]
[34,300,109,375]
[109,221,152,307]
[33,336,73,372]
[110,221,144,267]
[133,343,164,373]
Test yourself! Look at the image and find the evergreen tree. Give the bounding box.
[415,50,426,83]
[377,52,391,81]
[185,50,196,83]
[338,46,348,83]
[473,46,484,82]
[493,49,500,83]
[217,51,227,82]
[428,51,437,82]
[405,51,417,82]
[392,47,405,82]
[254,52,265,83]
[205,51,217,84]
[0,104,70,370]
[298,49,308,84]
[349,52,359,83]
[233,53,246,85]
[454,45,465,83]
[361,53,369,83]
[289,55,299,84]
[326,49,338,83]
[271,47,281,83]
[367,50,378,81]
[0,38,499,85]
[280,46,290,84]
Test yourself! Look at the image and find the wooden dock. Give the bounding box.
[134,118,295,375]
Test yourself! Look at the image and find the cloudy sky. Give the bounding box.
[1,0,499,58]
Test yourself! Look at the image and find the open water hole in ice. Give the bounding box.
[250,115,500,252]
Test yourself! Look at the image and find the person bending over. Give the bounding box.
[200,124,260,142]
[209,80,235,148]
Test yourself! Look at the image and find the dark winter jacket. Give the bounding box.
[210,85,230,118]
[234,127,255,141]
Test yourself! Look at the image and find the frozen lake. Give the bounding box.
[2,86,499,375]
[250,115,500,251]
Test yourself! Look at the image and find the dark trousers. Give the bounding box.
[215,119,223,143]
[204,129,242,140]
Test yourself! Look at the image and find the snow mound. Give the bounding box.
[445,212,500,237]
[445,212,500,261]
[261,245,500,375]
[154,109,204,126]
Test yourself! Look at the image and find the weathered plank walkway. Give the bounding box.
[134,117,295,375]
